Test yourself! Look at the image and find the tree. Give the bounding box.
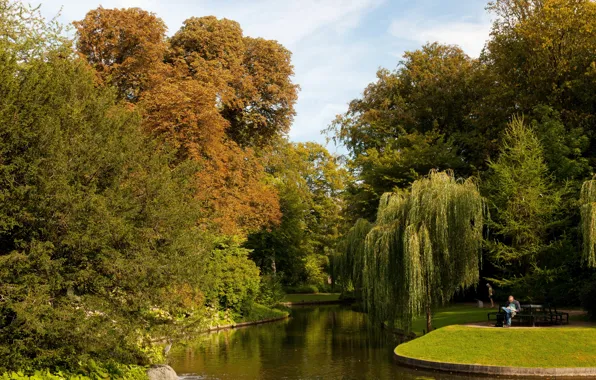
[140,73,281,235]
[360,170,484,332]
[335,218,372,294]
[484,0,596,160]
[0,6,210,369]
[75,8,284,236]
[327,43,482,221]
[483,117,561,294]
[74,7,168,101]
[579,179,596,268]
[245,142,346,286]
[170,16,298,148]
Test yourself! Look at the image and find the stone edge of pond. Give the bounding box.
[393,352,596,377]
[205,314,290,332]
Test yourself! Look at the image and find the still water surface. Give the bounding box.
[170,305,492,380]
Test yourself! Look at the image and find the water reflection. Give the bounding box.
[170,305,497,380]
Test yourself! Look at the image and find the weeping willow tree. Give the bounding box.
[336,218,373,294]
[362,170,484,332]
[579,179,596,268]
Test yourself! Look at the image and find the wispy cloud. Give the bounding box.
[388,16,492,57]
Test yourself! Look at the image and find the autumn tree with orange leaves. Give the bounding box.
[75,8,298,235]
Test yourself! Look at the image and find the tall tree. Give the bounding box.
[246,142,346,286]
[74,7,168,101]
[75,8,285,236]
[327,43,482,221]
[484,0,596,166]
[484,117,561,294]
[170,16,298,148]
[360,170,484,332]
[0,6,210,369]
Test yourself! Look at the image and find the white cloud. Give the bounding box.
[388,17,492,57]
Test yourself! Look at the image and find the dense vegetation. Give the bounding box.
[333,0,596,330]
[2,0,596,376]
[0,0,342,376]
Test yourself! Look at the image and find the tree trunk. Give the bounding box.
[426,303,432,333]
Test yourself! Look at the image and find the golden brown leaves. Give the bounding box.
[74,7,168,101]
[74,9,291,236]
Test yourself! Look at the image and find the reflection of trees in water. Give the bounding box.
[170,306,500,380]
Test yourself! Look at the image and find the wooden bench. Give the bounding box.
[488,304,536,326]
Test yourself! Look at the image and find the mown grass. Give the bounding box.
[410,305,489,335]
[283,293,341,303]
[395,325,596,368]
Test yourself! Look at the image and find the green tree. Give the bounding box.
[327,43,482,221]
[484,117,562,294]
[0,3,208,370]
[360,170,484,332]
[246,142,346,286]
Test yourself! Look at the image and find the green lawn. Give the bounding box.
[410,305,489,335]
[395,325,596,368]
[283,293,341,303]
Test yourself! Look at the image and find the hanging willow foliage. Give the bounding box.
[336,218,373,293]
[579,179,596,268]
[361,170,484,331]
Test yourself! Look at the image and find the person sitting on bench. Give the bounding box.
[501,295,521,327]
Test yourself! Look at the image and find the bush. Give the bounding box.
[286,284,319,294]
[204,236,261,314]
[580,279,596,321]
[257,274,286,307]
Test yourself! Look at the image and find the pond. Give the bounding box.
[170,304,492,380]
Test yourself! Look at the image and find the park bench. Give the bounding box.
[488,303,569,326]
[488,304,536,326]
[543,303,569,325]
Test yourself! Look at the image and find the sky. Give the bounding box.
[35,0,493,153]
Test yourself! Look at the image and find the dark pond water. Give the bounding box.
[170,304,495,380]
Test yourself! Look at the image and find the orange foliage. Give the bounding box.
[170,16,298,148]
[140,67,280,235]
[74,7,168,101]
[75,9,288,236]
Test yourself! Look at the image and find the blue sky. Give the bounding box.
[36,0,493,153]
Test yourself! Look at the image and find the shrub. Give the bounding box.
[286,284,319,294]
[257,274,286,307]
[580,279,596,321]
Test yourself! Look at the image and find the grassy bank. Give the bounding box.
[410,305,488,334]
[395,325,596,368]
[238,303,289,323]
[283,293,341,303]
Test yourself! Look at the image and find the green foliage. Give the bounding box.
[204,237,260,314]
[0,362,147,379]
[246,141,346,287]
[336,219,372,293]
[327,43,481,221]
[0,2,209,372]
[484,117,562,293]
[256,275,286,307]
[285,285,319,294]
[239,303,288,323]
[361,170,484,331]
[580,278,596,320]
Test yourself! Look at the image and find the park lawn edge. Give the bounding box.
[395,325,596,368]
